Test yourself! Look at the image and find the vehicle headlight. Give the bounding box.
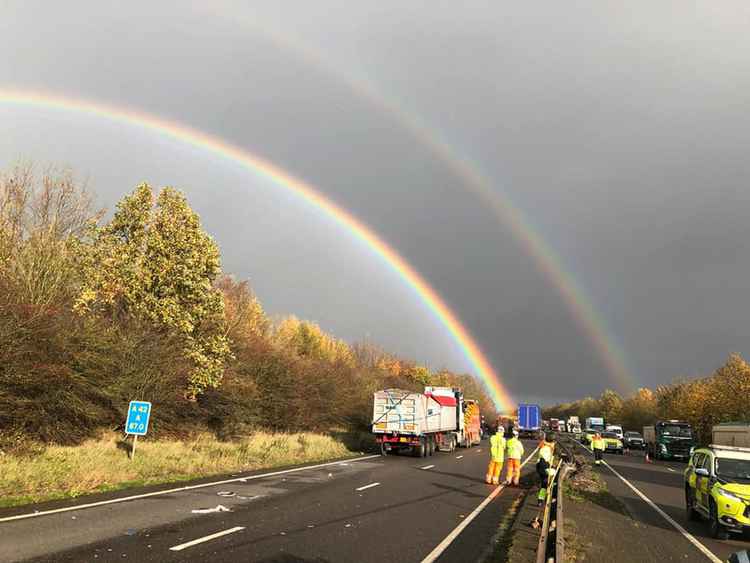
[719,488,741,502]
[660,444,667,452]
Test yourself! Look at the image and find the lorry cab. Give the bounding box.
[685,444,750,539]
[645,420,695,460]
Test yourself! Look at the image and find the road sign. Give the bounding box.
[125,401,152,436]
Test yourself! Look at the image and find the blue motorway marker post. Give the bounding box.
[125,401,152,460]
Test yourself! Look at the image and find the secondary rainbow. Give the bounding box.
[0,88,514,412]
[214,15,635,394]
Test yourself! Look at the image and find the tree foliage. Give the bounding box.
[0,165,503,446]
[544,354,750,444]
[75,184,231,397]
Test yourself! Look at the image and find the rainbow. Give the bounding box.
[0,88,515,412]
[211,15,635,395]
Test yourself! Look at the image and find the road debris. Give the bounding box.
[191,505,232,514]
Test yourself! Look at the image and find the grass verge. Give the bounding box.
[0,431,364,509]
[563,461,627,515]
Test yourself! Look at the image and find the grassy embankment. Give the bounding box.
[0,431,373,509]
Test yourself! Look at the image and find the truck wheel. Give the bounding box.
[380,442,388,456]
[414,439,426,458]
[710,500,729,540]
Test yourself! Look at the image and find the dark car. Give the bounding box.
[623,431,645,450]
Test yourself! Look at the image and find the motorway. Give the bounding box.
[575,442,750,562]
[0,439,537,563]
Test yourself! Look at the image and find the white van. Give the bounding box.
[606,425,624,439]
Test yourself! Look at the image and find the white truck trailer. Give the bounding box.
[372,387,478,457]
[713,423,750,448]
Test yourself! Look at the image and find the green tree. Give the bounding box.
[75,183,230,397]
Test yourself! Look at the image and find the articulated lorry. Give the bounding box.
[517,403,541,439]
[643,420,695,460]
[372,386,481,457]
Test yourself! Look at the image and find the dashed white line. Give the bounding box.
[420,447,539,563]
[355,482,381,491]
[667,467,676,472]
[0,455,380,523]
[455,455,464,459]
[169,526,245,551]
[421,465,435,470]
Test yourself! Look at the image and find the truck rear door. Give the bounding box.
[373,392,418,434]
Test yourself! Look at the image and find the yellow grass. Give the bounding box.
[0,432,356,508]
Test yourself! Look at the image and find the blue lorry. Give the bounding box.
[517,403,541,439]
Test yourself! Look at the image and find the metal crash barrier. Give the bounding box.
[536,457,572,563]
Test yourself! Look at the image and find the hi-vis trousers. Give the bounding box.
[486,460,504,484]
[505,458,521,485]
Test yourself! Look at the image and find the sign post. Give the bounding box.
[125,401,152,460]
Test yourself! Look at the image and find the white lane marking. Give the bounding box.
[667,467,676,472]
[476,449,482,453]
[455,455,464,459]
[420,447,538,563]
[575,442,721,563]
[355,482,381,491]
[169,526,245,551]
[0,455,381,523]
[421,465,435,470]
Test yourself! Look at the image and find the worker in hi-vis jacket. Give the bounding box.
[504,428,524,486]
[485,423,506,485]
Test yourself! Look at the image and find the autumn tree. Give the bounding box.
[216,275,268,342]
[0,164,102,309]
[598,389,623,422]
[271,316,354,367]
[620,388,657,431]
[75,183,231,398]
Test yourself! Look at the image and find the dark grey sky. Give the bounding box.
[2,1,750,405]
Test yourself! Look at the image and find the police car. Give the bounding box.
[685,444,750,539]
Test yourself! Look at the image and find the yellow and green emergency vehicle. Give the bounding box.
[601,431,624,455]
[684,444,750,539]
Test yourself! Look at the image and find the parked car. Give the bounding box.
[623,431,645,450]
[602,431,624,454]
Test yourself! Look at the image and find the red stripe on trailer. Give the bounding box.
[425,394,457,407]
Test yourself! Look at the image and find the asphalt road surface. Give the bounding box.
[0,439,537,563]
[576,442,750,562]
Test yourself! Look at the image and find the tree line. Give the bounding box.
[0,164,499,447]
[542,353,750,444]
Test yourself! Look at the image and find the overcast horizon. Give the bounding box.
[3,1,750,405]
